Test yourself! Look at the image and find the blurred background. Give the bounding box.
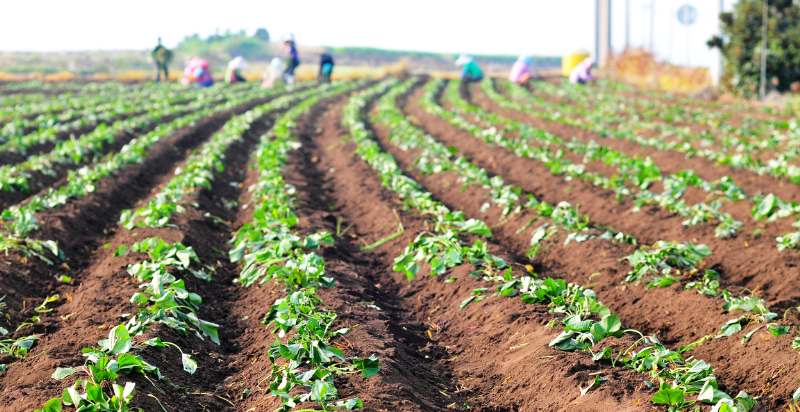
[0,0,794,98]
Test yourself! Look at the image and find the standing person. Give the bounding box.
[282,33,300,85]
[225,56,247,84]
[262,57,285,88]
[318,53,334,83]
[509,55,533,84]
[455,55,483,83]
[151,37,173,82]
[569,57,594,85]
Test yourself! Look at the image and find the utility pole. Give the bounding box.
[595,0,612,67]
[649,0,655,53]
[625,0,630,50]
[759,0,768,99]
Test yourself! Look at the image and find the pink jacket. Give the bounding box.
[182,58,213,86]
[509,60,532,83]
[569,58,593,84]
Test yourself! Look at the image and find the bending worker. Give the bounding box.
[455,55,483,83]
[181,57,214,87]
[569,57,594,85]
[509,55,533,84]
[225,56,247,84]
[262,57,285,88]
[151,37,173,82]
[319,53,334,83]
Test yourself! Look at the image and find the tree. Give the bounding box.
[254,28,270,42]
[708,0,800,96]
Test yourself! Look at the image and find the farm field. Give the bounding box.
[0,77,799,412]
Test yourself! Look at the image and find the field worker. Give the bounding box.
[569,57,594,85]
[509,55,533,84]
[283,33,300,85]
[151,37,173,82]
[456,55,483,83]
[181,57,214,88]
[318,53,335,83]
[225,56,247,84]
[262,57,285,88]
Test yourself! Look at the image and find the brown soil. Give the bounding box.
[304,96,656,411]
[464,83,800,296]
[504,83,800,203]
[0,96,270,359]
[0,109,191,211]
[1,79,798,411]
[612,87,791,123]
[0,98,198,166]
[527,84,796,166]
[392,80,800,409]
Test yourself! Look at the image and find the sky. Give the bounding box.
[0,0,726,68]
[0,0,593,55]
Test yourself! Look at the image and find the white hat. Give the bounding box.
[228,56,247,70]
[282,33,296,43]
[455,54,473,66]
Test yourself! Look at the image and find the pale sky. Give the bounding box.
[0,0,726,68]
[0,0,593,56]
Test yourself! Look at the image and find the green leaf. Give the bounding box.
[35,397,63,412]
[113,245,129,257]
[353,355,380,378]
[767,323,790,336]
[98,324,132,355]
[310,379,335,402]
[459,296,478,309]
[460,219,491,237]
[647,274,678,288]
[599,314,621,335]
[123,381,136,399]
[116,353,146,373]
[64,384,80,406]
[697,378,730,404]
[591,346,612,361]
[181,353,197,374]
[51,367,76,380]
[580,375,605,396]
[42,240,61,258]
[175,250,192,268]
[734,391,756,411]
[753,194,777,220]
[651,386,685,406]
[549,331,583,351]
[717,318,744,337]
[338,398,364,410]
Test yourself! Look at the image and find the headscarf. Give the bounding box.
[228,56,247,71]
[455,54,473,66]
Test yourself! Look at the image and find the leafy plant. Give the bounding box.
[228,83,379,410]
[624,241,711,283]
[1,85,275,261]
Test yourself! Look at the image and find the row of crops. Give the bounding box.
[0,76,798,411]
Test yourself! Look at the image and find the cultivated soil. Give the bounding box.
[1,79,798,411]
